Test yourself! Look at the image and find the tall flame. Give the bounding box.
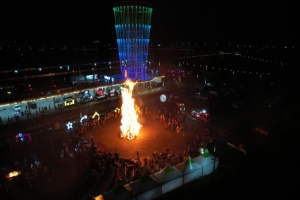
[120,80,141,140]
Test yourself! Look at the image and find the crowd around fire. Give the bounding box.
[2,101,210,192]
[1,81,211,195]
[72,104,210,186]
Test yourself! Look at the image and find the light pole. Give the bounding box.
[109,61,112,89]
[212,144,216,184]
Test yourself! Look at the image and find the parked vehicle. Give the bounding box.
[13,104,21,112]
[28,102,37,109]
[191,108,210,122]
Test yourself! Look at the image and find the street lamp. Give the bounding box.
[212,144,216,183]
[109,61,112,83]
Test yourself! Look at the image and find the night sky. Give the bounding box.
[1,0,299,45]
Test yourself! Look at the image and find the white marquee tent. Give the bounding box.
[193,151,219,176]
[174,155,203,184]
[96,183,133,200]
[153,164,183,194]
[95,151,220,200]
[129,173,162,200]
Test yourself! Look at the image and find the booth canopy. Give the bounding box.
[129,173,162,195]
[175,155,202,175]
[154,164,183,183]
[97,183,132,200]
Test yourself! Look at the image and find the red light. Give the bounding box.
[53,84,56,88]
[29,87,32,91]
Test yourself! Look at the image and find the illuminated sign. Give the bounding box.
[86,74,98,81]
[82,90,90,98]
[96,88,107,99]
[104,75,111,80]
[64,97,75,106]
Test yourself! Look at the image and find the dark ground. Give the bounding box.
[1,69,299,200]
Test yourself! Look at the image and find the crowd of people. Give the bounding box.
[1,98,211,198]
[80,104,211,188]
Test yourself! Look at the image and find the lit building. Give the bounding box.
[112,0,153,81]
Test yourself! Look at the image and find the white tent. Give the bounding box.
[174,155,203,184]
[129,173,162,200]
[193,151,219,176]
[96,183,133,200]
[153,164,183,195]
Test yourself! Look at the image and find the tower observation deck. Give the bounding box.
[112,0,153,81]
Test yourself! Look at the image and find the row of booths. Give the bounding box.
[92,150,219,200]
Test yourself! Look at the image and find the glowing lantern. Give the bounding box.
[120,80,141,140]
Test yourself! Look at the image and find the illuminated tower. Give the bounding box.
[113,0,153,81]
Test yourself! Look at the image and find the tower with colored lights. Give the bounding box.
[113,0,153,81]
